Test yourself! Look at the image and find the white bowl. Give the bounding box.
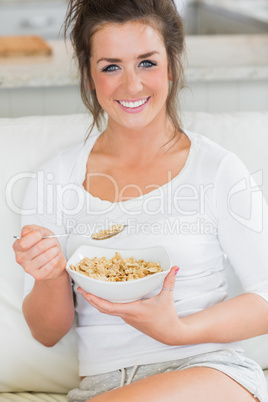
[66,245,171,302]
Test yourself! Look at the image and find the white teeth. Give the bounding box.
[118,98,148,108]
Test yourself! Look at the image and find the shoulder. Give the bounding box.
[186,129,230,160]
[185,130,248,181]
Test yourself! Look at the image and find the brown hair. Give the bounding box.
[64,0,185,136]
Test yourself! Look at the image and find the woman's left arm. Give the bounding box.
[179,292,268,345]
[77,268,268,346]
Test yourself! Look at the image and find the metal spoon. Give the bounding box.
[14,224,127,241]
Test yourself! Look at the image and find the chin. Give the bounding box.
[123,122,151,131]
[120,115,157,130]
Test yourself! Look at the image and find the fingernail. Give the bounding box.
[175,267,180,275]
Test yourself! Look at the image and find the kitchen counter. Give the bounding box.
[0,35,267,89]
[185,34,268,81]
[0,41,77,88]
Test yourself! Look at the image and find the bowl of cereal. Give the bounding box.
[66,245,171,302]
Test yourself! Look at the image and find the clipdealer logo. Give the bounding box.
[5,170,214,219]
[6,168,265,234]
[227,170,264,233]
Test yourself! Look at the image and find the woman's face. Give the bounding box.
[90,21,170,132]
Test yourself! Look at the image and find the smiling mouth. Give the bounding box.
[116,97,150,109]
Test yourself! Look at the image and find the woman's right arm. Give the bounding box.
[13,225,75,347]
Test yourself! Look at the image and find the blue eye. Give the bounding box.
[140,60,156,68]
[102,64,119,72]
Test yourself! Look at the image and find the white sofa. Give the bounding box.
[1,111,268,401]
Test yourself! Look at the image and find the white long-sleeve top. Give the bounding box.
[22,130,268,376]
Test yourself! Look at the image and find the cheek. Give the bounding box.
[94,75,118,100]
[146,68,169,94]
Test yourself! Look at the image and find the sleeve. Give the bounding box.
[214,153,268,303]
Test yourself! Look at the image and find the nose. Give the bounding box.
[123,69,143,95]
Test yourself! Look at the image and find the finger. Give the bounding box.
[25,244,61,274]
[160,266,179,297]
[20,225,44,239]
[14,226,43,252]
[21,228,32,237]
[33,252,66,280]
[16,225,60,252]
[77,288,128,316]
[21,225,53,236]
[17,229,45,250]
[13,230,43,254]
[20,225,56,240]
[16,237,60,265]
[77,290,114,314]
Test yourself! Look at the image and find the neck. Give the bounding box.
[100,113,178,167]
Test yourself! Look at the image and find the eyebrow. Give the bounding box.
[96,51,160,64]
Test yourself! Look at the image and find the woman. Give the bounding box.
[13,1,268,401]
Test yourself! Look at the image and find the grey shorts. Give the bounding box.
[67,349,268,402]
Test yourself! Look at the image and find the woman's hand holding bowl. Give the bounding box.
[78,266,182,346]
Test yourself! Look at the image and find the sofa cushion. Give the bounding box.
[0,115,90,393]
[1,112,268,393]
